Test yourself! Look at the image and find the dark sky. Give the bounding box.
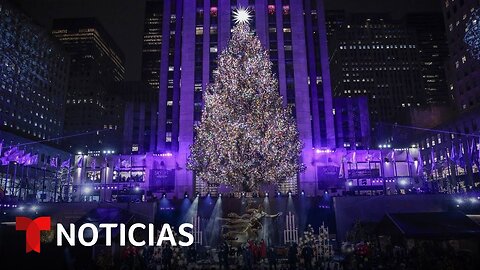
[11,0,443,81]
[327,0,442,14]
[11,0,147,81]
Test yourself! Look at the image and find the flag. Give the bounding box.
[27,154,39,166]
[395,150,408,161]
[458,143,464,166]
[50,157,58,167]
[76,155,83,168]
[0,157,8,165]
[407,149,415,163]
[477,142,480,168]
[61,158,71,168]
[430,149,435,171]
[470,139,475,158]
[449,144,456,162]
[12,149,25,163]
[102,157,108,168]
[4,147,23,162]
[365,150,372,162]
[19,152,31,165]
[371,151,382,162]
[3,146,17,158]
[417,151,423,175]
[388,150,395,162]
[114,158,120,170]
[121,157,131,168]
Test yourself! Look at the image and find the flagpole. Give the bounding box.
[33,165,38,200]
[451,142,458,193]
[19,161,25,200]
[465,138,473,189]
[11,162,17,197]
[24,164,30,200]
[54,164,58,202]
[407,149,412,185]
[380,150,386,195]
[66,162,72,202]
[42,166,46,202]
[4,162,9,193]
[103,162,107,202]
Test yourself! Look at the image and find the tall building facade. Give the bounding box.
[152,0,335,195]
[442,0,480,111]
[51,18,125,152]
[0,0,69,141]
[328,12,449,144]
[406,13,449,105]
[328,14,422,139]
[115,81,158,154]
[333,96,371,149]
[142,1,163,91]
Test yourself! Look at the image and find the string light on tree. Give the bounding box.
[188,14,304,192]
[232,7,252,25]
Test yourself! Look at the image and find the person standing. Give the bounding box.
[288,243,298,270]
[243,243,253,270]
[267,247,278,270]
[302,243,314,270]
[260,239,267,260]
[187,246,197,268]
[221,241,230,269]
[162,244,173,270]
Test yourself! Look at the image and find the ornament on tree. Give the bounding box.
[465,8,480,60]
[188,8,304,192]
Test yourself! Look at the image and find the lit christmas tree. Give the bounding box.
[188,8,304,192]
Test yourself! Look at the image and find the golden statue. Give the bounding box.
[219,201,282,244]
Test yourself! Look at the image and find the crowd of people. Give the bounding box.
[108,239,337,270]
[342,241,479,270]
[105,239,480,270]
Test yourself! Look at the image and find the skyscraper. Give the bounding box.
[153,0,335,195]
[406,13,449,106]
[442,0,480,111]
[0,1,73,203]
[0,1,69,141]
[333,97,371,149]
[142,0,163,92]
[114,81,158,154]
[328,13,424,144]
[51,18,125,152]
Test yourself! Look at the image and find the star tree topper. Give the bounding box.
[233,7,252,25]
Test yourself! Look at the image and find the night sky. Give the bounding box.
[11,0,443,81]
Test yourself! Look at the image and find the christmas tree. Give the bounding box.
[298,225,317,266]
[298,224,316,250]
[188,8,304,191]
